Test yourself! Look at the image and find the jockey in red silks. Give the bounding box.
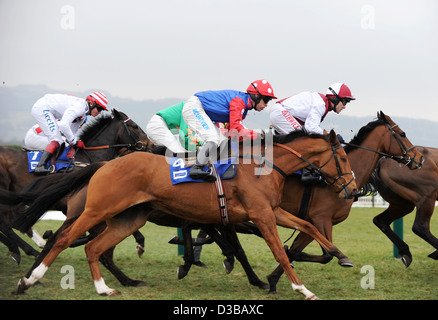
[182,79,277,181]
[270,83,355,184]
[270,82,355,135]
[31,92,108,174]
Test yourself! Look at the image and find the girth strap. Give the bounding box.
[211,164,229,225]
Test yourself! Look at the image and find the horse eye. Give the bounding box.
[400,132,406,138]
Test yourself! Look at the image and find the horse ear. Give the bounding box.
[378,111,388,123]
[329,129,337,142]
[112,108,121,119]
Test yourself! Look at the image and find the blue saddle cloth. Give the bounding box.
[27,147,73,173]
[169,157,236,185]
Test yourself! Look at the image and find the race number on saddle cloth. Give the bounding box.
[27,147,73,173]
[169,157,236,185]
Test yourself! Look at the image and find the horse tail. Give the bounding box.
[13,162,105,232]
[0,188,37,206]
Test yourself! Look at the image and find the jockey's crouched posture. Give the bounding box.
[31,92,108,175]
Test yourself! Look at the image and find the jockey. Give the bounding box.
[146,102,203,154]
[182,79,277,181]
[270,83,355,135]
[270,83,355,183]
[31,92,108,174]
[24,123,66,150]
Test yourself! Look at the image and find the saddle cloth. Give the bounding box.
[169,157,237,185]
[26,147,73,173]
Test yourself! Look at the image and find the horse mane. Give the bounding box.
[78,113,113,142]
[272,130,327,144]
[343,119,385,154]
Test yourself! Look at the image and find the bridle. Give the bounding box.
[76,116,151,163]
[341,123,422,168]
[272,140,356,195]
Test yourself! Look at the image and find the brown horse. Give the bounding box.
[266,111,424,293]
[371,146,438,267]
[18,130,357,300]
[0,109,149,263]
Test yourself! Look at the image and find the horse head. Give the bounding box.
[377,111,423,169]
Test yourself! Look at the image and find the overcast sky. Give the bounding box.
[1,0,437,121]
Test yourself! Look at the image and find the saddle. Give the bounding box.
[26,145,75,174]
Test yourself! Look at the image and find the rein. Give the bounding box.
[81,118,149,152]
[341,123,419,167]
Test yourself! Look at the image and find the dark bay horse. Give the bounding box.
[18,130,358,300]
[0,109,149,264]
[265,111,423,293]
[371,146,438,267]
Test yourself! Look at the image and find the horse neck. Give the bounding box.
[347,133,388,188]
[273,139,330,176]
[76,120,121,163]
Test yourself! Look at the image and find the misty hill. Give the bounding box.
[1,84,437,148]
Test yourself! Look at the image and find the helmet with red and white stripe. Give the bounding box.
[86,91,109,111]
[326,83,355,100]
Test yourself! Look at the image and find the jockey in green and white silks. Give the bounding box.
[146,102,203,154]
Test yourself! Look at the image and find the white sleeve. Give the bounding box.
[58,107,83,144]
[303,102,326,135]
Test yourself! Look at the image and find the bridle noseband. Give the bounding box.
[272,140,355,195]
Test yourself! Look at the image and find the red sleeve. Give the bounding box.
[227,97,258,140]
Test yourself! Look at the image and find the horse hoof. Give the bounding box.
[100,289,121,296]
[338,257,353,267]
[16,278,29,294]
[307,295,321,300]
[10,252,21,265]
[222,260,234,274]
[401,255,412,268]
[251,280,269,290]
[428,249,438,260]
[177,265,188,280]
[194,261,208,268]
[136,245,145,258]
[268,290,278,295]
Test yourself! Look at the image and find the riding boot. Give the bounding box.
[34,141,59,175]
[301,167,323,185]
[189,141,217,182]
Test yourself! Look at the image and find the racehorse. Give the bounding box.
[266,111,423,293]
[0,109,149,264]
[17,130,358,300]
[371,146,438,267]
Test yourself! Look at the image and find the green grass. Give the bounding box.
[0,207,437,300]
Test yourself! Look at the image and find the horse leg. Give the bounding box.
[373,203,413,267]
[132,230,145,258]
[26,228,46,248]
[89,219,147,287]
[0,232,21,264]
[219,224,268,289]
[17,210,104,292]
[267,232,331,294]
[250,210,318,300]
[0,217,39,257]
[411,195,438,260]
[273,207,348,262]
[85,212,149,296]
[177,222,195,280]
[99,246,148,287]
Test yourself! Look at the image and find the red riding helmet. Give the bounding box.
[247,79,277,99]
[326,83,355,100]
[86,91,109,111]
